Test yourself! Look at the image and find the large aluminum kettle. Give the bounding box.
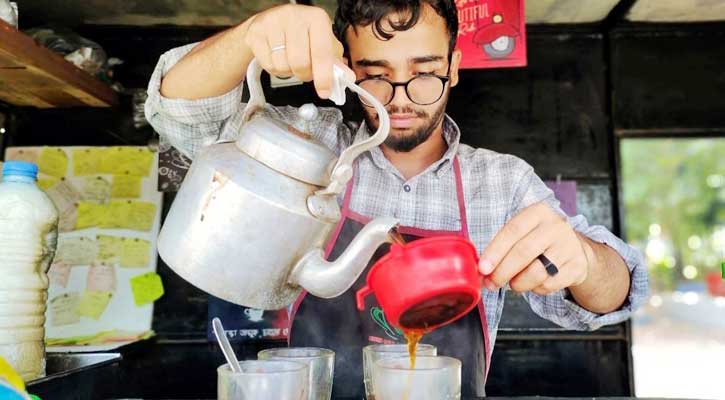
[157,59,399,310]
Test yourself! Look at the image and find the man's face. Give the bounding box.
[345,5,461,152]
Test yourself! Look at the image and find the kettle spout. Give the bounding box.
[289,217,399,299]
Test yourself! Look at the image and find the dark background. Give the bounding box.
[4,2,725,398]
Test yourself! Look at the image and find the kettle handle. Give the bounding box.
[316,66,391,196]
[240,59,267,124]
[241,59,390,195]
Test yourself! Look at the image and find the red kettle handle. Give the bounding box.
[356,285,373,311]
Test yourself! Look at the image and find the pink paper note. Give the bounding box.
[86,262,117,292]
[48,262,71,288]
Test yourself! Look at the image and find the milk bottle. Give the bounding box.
[0,161,58,381]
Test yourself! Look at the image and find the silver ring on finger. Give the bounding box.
[537,254,559,277]
[270,44,286,52]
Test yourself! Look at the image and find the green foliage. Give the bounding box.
[620,138,725,289]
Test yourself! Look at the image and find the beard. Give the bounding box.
[363,95,449,153]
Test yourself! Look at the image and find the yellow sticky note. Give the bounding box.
[126,148,155,177]
[130,272,164,306]
[54,236,98,265]
[78,291,112,320]
[111,175,142,198]
[97,234,123,263]
[59,206,78,233]
[75,202,107,229]
[50,293,81,326]
[98,147,120,175]
[38,147,68,178]
[122,200,156,232]
[99,147,154,177]
[45,179,81,214]
[72,148,103,176]
[82,176,111,204]
[99,200,126,229]
[37,177,60,191]
[121,238,151,268]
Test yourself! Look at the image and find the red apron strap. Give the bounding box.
[477,302,492,379]
[454,156,492,381]
[452,157,469,237]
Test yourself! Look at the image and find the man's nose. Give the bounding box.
[389,85,411,109]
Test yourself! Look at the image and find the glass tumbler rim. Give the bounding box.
[258,346,335,360]
[364,343,437,354]
[217,360,309,377]
[374,355,461,372]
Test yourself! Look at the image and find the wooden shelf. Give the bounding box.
[0,20,118,108]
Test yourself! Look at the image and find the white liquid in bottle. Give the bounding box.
[0,161,58,381]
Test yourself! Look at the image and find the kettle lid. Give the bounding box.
[235,105,337,187]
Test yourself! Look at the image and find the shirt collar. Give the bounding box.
[355,114,462,179]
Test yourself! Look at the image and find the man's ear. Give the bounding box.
[449,48,462,88]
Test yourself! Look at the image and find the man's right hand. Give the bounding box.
[244,4,353,99]
[160,4,355,101]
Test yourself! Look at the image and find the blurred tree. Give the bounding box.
[620,138,725,291]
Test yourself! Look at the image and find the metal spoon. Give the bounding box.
[212,317,242,373]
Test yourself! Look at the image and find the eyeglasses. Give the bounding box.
[355,73,450,107]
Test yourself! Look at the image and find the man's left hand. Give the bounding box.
[478,202,592,295]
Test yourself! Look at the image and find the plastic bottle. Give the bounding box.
[0,161,58,381]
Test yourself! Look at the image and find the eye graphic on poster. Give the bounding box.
[456,0,527,69]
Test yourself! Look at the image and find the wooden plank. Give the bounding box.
[0,20,117,108]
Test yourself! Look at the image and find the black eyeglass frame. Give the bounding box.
[354,63,452,107]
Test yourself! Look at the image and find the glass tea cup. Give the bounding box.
[258,347,334,400]
[217,360,308,400]
[362,343,437,399]
[372,355,461,400]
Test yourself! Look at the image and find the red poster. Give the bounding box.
[456,0,527,69]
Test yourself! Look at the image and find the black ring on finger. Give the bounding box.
[538,254,559,277]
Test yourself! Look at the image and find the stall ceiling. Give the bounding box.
[626,0,725,22]
[14,0,725,27]
[525,0,621,24]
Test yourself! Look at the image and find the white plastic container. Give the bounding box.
[0,161,58,381]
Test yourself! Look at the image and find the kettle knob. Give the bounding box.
[295,103,319,134]
[298,103,319,121]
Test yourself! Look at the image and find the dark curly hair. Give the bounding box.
[333,0,459,56]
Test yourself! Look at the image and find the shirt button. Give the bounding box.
[403,185,411,192]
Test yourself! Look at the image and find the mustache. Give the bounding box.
[372,105,428,120]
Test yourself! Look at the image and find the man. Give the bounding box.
[146,1,648,397]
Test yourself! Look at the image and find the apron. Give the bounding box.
[290,157,491,398]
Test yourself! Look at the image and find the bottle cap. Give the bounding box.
[1,161,38,179]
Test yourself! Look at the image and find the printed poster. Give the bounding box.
[207,295,290,343]
[456,0,527,69]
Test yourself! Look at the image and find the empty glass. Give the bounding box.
[257,347,334,400]
[362,343,437,400]
[372,356,461,400]
[217,360,308,400]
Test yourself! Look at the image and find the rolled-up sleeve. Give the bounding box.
[144,42,245,159]
[510,161,649,330]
